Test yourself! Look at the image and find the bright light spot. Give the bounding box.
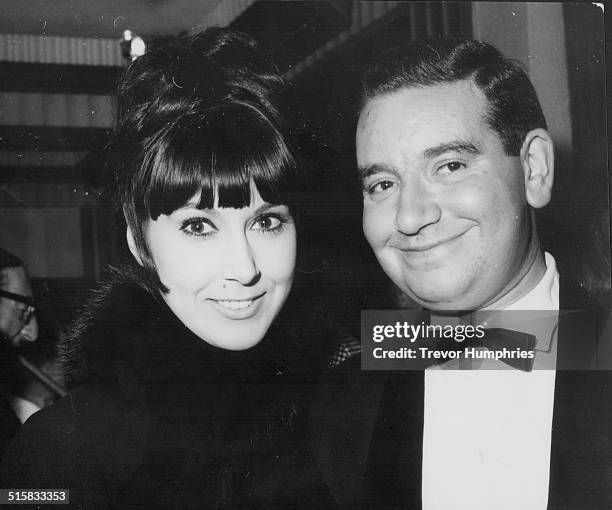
[130,36,146,60]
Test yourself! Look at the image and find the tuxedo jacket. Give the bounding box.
[310,279,612,509]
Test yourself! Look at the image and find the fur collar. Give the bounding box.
[62,264,332,392]
[62,265,167,389]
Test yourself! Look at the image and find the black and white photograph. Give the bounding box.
[0,1,609,508]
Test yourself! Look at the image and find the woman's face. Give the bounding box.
[136,186,296,350]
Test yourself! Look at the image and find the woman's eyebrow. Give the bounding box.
[423,140,480,159]
[252,202,283,215]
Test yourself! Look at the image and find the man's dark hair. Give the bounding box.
[0,248,23,289]
[106,27,296,291]
[359,38,547,155]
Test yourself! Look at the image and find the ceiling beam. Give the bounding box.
[0,165,85,183]
[0,62,122,94]
[0,126,109,151]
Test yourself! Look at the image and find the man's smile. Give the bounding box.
[390,227,474,254]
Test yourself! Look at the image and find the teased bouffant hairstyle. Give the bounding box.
[359,38,547,155]
[106,27,296,291]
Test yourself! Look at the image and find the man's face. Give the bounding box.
[357,80,538,311]
[0,267,38,347]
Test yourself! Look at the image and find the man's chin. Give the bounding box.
[400,280,478,312]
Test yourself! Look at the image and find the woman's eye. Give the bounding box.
[252,214,283,232]
[181,218,216,236]
[440,161,466,173]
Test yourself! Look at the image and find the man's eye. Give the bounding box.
[440,161,466,173]
[366,180,395,195]
[181,218,216,236]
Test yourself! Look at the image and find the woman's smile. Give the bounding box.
[208,292,266,318]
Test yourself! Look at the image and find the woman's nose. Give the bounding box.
[223,235,261,286]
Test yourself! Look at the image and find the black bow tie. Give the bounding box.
[436,328,536,372]
[477,328,536,371]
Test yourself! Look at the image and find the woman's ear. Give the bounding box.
[521,128,554,209]
[126,226,144,266]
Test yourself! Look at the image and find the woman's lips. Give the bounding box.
[208,293,265,319]
[214,299,255,310]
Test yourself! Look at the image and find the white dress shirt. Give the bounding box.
[8,395,42,424]
[422,253,559,510]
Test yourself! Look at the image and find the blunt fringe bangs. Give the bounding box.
[359,38,547,155]
[139,102,296,222]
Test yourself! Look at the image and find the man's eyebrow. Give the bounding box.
[423,140,480,159]
[357,163,396,181]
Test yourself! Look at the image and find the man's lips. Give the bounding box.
[391,229,471,252]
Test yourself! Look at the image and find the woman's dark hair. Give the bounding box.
[106,27,297,291]
[360,38,547,156]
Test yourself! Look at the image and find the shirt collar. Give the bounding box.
[503,252,559,312]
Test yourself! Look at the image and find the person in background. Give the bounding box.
[1,28,336,508]
[0,248,39,457]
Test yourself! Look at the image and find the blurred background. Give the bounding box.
[0,1,608,334]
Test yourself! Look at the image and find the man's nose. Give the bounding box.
[395,179,441,235]
[223,234,261,286]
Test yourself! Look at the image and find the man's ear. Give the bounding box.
[520,128,554,209]
[126,226,144,267]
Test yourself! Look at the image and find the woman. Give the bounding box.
[1,28,336,509]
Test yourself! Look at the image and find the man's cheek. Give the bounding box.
[452,183,489,210]
[364,207,392,243]
[362,214,378,247]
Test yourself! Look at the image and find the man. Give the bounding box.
[311,39,611,509]
[0,248,39,456]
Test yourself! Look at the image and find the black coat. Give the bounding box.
[310,277,612,509]
[1,267,336,509]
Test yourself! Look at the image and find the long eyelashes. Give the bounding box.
[252,213,291,235]
[179,212,292,238]
[180,217,217,237]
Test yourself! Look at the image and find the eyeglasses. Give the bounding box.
[0,289,35,324]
